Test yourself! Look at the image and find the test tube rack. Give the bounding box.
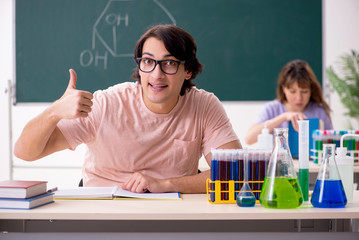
[208,148,269,204]
[311,130,359,165]
[206,179,264,204]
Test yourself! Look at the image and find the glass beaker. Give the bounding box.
[259,128,303,209]
[311,144,347,208]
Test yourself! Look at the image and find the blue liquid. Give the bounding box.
[311,180,347,208]
[236,195,256,207]
[210,159,218,202]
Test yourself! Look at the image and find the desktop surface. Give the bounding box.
[0,192,359,221]
[0,192,358,234]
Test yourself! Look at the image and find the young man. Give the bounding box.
[14,25,241,193]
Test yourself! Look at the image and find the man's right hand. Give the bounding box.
[52,69,93,120]
[14,69,93,161]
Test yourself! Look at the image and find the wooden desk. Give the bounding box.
[1,192,359,240]
[1,193,359,221]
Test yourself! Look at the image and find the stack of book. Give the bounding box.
[0,180,54,210]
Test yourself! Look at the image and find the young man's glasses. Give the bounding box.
[136,58,185,75]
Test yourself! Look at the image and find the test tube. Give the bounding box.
[312,130,320,164]
[248,150,258,199]
[210,149,218,202]
[217,149,225,200]
[238,149,245,190]
[334,130,341,147]
[257,150,266,200]
[341,131,348,148]
[246,150,252,192]
[219,150,230,201]
[318,131,324,164]
[231,150,239,199]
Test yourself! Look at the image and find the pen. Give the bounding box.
[47,187,58,193]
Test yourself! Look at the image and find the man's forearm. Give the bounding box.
[164,170,210,194]
[14,107,60,161]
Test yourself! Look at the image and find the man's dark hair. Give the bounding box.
[132,24,203,95]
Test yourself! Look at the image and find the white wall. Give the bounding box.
[324,0,359,129]
[1,0,358,188]
[0,0,13,181]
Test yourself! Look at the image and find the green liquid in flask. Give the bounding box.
[260,177,303,209]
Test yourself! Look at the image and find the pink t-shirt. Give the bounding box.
[58,82,238,187]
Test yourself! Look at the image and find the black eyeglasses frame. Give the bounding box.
[135,57,185,75]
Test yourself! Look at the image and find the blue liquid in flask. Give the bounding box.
[237,154,256,207]
[311,180,347,208]
[236,195,256,207]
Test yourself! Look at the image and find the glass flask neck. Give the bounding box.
[323,144,335,160]
[319,144,340,181]
[273,128,290,152]
[267,128,296,178]
[274,128,288,136]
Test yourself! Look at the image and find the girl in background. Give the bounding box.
[245,59,332,145]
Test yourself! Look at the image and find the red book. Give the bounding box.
[0,180,47,199]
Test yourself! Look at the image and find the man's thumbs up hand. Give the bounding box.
[52,69,94,120]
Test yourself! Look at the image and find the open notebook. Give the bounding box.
[54,186,182,200]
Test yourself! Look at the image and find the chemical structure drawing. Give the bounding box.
[80,0,176,70]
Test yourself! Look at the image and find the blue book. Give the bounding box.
[0,192,54,210]
[288,118,322,158]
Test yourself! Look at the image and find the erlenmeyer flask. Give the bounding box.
[311,144,347,208]
[259,128,303,209]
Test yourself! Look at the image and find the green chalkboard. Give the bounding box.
[15,0,322,102]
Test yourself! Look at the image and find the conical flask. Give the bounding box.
[311,144,347,208]
[259,128,303,209]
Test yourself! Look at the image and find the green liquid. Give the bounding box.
[259,177,303,209]
[299,169,309,201]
